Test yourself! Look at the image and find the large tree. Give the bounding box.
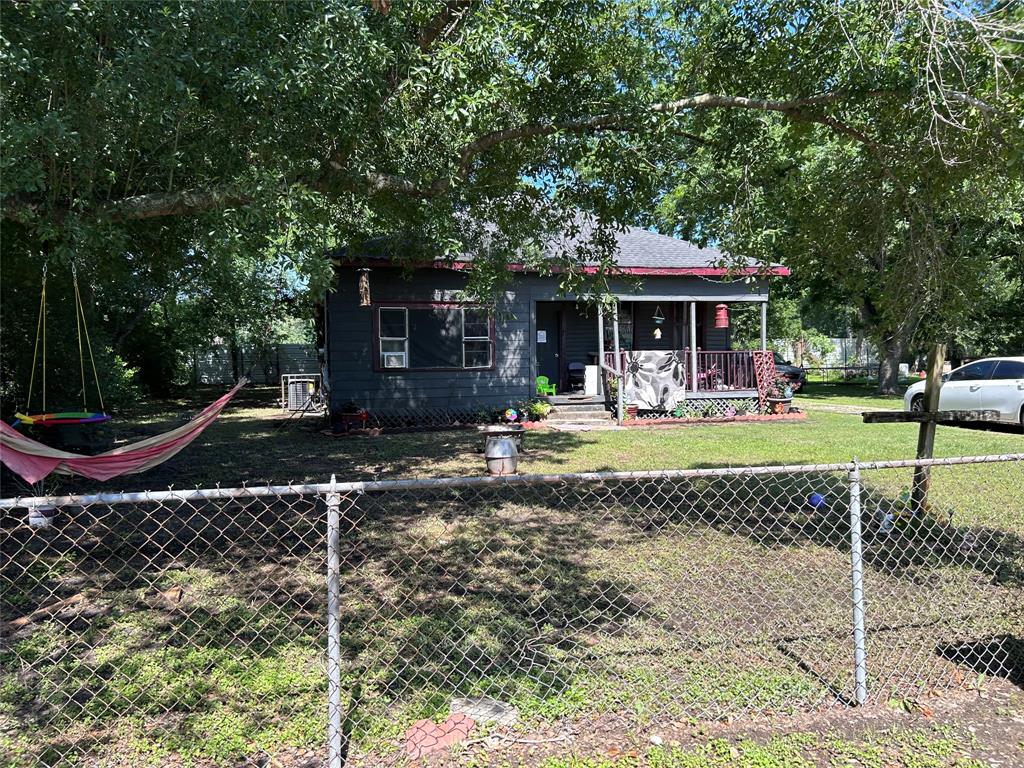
[655,3,1023,392]
[2,0,1019,402]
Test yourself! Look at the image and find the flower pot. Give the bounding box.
[625,404,639,420]
[767,397,791,415]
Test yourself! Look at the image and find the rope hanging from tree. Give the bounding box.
[13,264,111,428]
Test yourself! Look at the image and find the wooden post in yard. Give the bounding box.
[911,343,946,513]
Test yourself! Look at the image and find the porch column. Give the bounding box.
[613,303,624,424]
[760,301,768,351]
[597,303,605,397]
[689,301,698,393]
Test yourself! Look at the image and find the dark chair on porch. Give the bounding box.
[567,362,586,393]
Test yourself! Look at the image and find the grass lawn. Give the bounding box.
[15,384,1018,494]
[2,387,1021,766]
[797,381,906,409]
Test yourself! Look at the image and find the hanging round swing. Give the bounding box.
[12,264,112,428]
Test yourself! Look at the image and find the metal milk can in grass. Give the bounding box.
[28,503,57,528]
[484,435,519,476]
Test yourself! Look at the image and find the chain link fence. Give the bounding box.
[2,455,1022,767]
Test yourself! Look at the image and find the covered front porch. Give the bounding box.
[534,295,774,421]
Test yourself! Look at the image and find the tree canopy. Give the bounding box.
[2,0,1021,404]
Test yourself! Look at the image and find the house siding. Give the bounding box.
[704,301,730,350]
[326,267,532,413]
[326,267,767,413]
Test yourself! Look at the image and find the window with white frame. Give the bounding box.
[462,307,492,368]
[377,305,492,370]
[378,307,409,368]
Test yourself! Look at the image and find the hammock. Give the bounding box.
[1,380,246,484]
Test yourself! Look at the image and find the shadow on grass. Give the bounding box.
[936,635,1024,689]
[1,495,328,764]
[3,457,1021,764]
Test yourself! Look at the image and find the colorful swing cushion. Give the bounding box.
[13,411,112,427]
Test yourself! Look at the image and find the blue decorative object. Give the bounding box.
[808,492,826,509]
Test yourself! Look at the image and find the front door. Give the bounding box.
[536,302,562,390]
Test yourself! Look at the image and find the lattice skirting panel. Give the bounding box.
[365,407,497,430]
[635,396,762,420]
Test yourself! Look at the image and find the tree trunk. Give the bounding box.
[876,335,904,394]
[229,327,241,382]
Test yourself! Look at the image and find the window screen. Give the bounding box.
[408,307,462,368]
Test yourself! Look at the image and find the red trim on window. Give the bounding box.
[338,258,790,277]
[370,301,497,373]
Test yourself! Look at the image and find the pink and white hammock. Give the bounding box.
[1,380,246,484]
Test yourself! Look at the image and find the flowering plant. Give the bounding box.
[765,374,794,400]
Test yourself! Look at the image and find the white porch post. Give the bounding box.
[613,303,624,424]
[597,303,605,397]
[689,301,698,393]
[760,300,768,351]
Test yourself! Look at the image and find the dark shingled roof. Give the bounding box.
[540,222,763,271]
[339,217,789,276]
[488,220,787,274]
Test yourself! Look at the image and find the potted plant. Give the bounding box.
[333,402,369,432]
[479,406,527,449]
[526,400,552,422]
[765,374,794,414]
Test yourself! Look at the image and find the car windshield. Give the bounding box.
[773,352,787,365]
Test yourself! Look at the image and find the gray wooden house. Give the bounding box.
[322,224,788,426]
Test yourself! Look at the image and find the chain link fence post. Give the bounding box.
[848,458,868,705]
[325,475,343,768]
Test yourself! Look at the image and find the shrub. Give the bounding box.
[526,400,552,420]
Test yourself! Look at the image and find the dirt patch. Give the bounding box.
[393,679,1024,767]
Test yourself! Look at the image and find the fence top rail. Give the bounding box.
[1,453,1020,509]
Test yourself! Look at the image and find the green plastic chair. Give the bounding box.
[536,375,557,396]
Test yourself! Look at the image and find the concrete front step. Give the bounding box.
[552,407,609,417]
[547,414,613,423]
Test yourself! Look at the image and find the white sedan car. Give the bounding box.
[903,356,1024,427]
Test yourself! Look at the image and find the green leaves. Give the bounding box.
[1,0,1020,406]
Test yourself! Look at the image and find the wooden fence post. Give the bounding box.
[911,343,946,513]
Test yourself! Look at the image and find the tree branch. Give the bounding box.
[417,0,474,52]
[1,89,897,221]
[379,90,896,196]
[101,188,253,221]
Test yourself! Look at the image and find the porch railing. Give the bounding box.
[603,349,760,392]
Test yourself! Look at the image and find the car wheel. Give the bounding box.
[910,394,924,412]
[1019,404,1024,429]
